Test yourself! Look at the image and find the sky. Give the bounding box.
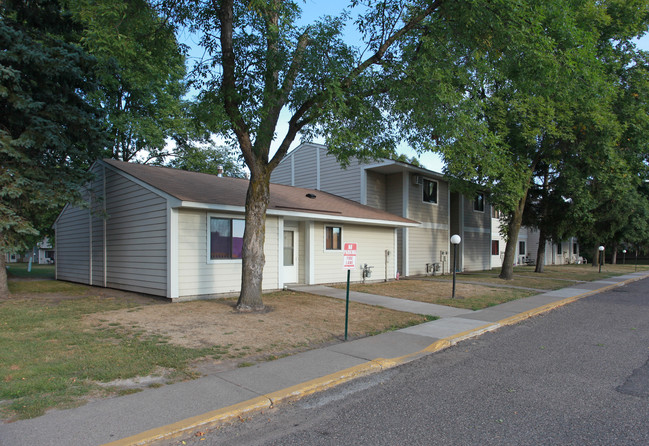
[180,2,649,174]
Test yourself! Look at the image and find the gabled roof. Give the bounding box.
[101,159,418,227]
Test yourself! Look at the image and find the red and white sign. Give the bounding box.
[343,243,357,270]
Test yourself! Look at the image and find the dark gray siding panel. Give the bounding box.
[463,231,491,271]
[293,146,318,189]
[56,205,91,284]
[319,151,361,201]
[90,171,106,287]
[271,159,292,186]
[104,169,168,296]
[366,171,386,210]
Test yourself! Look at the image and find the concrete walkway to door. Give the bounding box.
[287,285,479,318]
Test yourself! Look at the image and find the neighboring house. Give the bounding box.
[270,143,493,276]
[5,238,55,264]
[526,231,581,265]
[54,159,417,301]
[33,238,55,264]
[490,211,580,268]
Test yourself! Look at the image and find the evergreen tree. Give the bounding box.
[0,0,106,296]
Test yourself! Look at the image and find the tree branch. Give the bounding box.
[218,0,255,169]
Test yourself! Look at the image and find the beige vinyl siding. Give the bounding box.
[289,221,305,285]
[103,169,168,296]
[365,171,386,210]
[177,210,279,297]
[312,224,396,284]
[407,227,449,275]
[55,204,91,284]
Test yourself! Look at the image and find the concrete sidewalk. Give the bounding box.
[2,272,647,446]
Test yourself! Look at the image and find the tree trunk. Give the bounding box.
[236,170,271,311]
[535,228,547,273]
[499,195,527,280]
[0,254,8,298]
[592,246,599,267]
[611,242,617,265]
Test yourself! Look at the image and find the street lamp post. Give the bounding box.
[451,234,461,298]
[623,249,627,265]
[598,245,605,273]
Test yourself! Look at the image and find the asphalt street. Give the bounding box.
[165,277,649,446]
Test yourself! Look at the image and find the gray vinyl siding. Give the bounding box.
[56,204,91,283]
[104,169,167,296]
[271,162,292,186]
[293,146,318,189]
[464,195,488,228]
[319,150,362,202]
[385,174,403,216]
[463,231,491,271]
[90,170,106,287]
[461,193,491,271]
[365,171,386,210]
[55,165,168,297]
[408,177,449,225]
[385,174,403,274]
[272,144,363,202]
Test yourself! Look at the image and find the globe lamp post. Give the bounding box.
[451,235,461,298]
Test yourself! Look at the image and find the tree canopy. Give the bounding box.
[0,0,106,296]
[155,0,649,306]
[392,0,649,278]
[68,0,200,164]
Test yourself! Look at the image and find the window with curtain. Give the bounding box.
[474,192,485,212]
[210,217,245,259]
[422,179,438,204]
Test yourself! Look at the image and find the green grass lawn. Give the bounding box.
[0,293,224,420]
[6,263,55,279]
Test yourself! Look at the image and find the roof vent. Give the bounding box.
[306,193,316,199]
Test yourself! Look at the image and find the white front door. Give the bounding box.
[283,230,298,284]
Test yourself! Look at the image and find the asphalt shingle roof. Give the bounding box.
[102,159,417,225]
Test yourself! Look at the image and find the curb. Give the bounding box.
[103,274,647,446]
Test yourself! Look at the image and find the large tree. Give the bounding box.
[68,0,197,163]
[161,0,459,310]
[395,0,649,279]
[0,0,106,297]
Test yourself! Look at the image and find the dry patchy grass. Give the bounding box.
[1,284,430,421]
[337,280,536,310]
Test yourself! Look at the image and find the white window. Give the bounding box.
[209,217,245,260]
[422,179,438,204]
[325,226,342,250]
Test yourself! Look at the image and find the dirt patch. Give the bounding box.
[82,290,429,372]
